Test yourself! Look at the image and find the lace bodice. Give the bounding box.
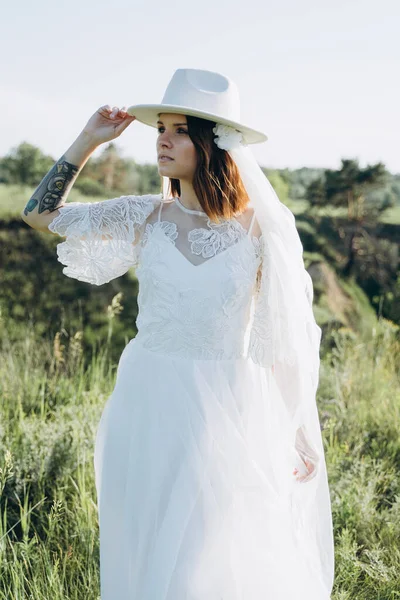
[48,193,269,362]
[134,197,263,359]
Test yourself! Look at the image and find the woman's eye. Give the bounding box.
[157,127,188,134]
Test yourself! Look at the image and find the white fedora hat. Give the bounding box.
[127,68,268,145]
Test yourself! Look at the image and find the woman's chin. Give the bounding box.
[158,164,177,176]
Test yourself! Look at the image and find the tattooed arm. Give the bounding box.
[20,131,98,234]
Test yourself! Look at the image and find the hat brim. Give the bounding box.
[126,104,268,145]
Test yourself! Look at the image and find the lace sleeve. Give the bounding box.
[48,193,162,285]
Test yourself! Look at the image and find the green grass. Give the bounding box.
[379,204,400,225]
[0,302,400,597]
[320,320,400,598]
[284,198,310,215]
[0,310,119,600]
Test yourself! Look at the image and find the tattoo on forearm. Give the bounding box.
[23,155,80,216]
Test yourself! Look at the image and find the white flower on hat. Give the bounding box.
[212,124,246,151]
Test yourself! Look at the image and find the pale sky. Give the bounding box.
[1,0,399,173]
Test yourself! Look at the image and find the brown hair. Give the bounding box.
[161,115,250,222]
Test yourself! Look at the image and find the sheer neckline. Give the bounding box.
[155,225,259,270]
[142,216,263,269]
[174,197,207,216]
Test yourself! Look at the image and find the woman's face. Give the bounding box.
[156,113,197,181]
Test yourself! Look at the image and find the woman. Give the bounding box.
[21,68,334,599]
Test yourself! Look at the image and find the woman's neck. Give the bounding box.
[178,181,203,212]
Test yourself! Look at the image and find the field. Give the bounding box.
[1,183,400,598]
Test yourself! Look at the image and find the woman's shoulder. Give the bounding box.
[119,192,163,217]
[92,192,162,212]
[91,192,164,227]
[234,205,262,238]
[126,192,163,206]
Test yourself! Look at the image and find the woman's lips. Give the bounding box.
[159,156,174,161]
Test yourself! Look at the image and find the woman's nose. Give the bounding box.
[158,131,172,146]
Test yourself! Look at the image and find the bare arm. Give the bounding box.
[20,105,136,234]
[20,131,98,234]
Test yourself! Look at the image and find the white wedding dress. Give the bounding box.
[48,193,334,600]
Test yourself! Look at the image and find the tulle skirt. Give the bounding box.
[93,336,332,599]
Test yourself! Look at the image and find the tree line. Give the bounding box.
[1,140,399,327]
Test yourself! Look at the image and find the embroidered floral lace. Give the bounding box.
[48,193,271,363]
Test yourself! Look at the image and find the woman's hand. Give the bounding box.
[293,456,317,483]
[82,105,136,145]
[292,425,319,483]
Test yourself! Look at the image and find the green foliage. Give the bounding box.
[273,166,326,202]
[0,316,116,599]
[0,141,162,200]
[304,262,378,342]
[307,159,391,214]
[261,168,289,204]
[0,309,399,597]
[339,278,379,333]
[0,221,140,363]
[380,203,400,225]
[376,273,400,324]
[0,143,55,186]
[303,158,397,281]
[74,177,107,197]
[319,319,400,597]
